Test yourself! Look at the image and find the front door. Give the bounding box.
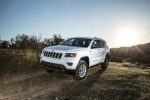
[89,40,106,66]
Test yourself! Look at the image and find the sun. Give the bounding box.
[116,28,138,47]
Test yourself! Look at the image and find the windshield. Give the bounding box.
[61,38,92,47]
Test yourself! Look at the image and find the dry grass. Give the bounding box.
[0,50,41,77]
[0,50,150,100]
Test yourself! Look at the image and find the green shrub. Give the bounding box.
[22,53,37,63]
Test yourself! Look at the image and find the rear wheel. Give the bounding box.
[74,60,88,80]
[101,56,109,69]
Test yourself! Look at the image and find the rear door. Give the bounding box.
[98,40,106,62]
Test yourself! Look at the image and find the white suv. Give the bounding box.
[40,37,110,80]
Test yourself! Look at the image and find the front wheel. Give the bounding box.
[74,60,88,80]
[101,56,109,69]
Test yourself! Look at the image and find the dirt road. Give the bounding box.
[0,62,150,100]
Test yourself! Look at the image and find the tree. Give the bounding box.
[28,35,42,58]
[52,34,64,45]
[15,34,29,50]
[43,38,52,46]
[2,41,9,49]
[10,38,17,49]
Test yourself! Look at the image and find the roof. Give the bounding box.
[70,37,105,41]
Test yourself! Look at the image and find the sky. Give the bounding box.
[0,0,150,48]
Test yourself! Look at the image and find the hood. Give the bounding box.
[44,45,87,52]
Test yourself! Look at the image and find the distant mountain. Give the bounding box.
[110,42,150,64]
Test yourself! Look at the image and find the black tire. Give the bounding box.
[101,56,109,69]
[74,60,88,80]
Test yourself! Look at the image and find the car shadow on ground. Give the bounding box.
[35,68,106,100]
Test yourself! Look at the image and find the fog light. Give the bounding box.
[67,62,73,66]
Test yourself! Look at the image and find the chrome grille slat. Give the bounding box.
[44,51,62,59]
[45,51,48,56]
[50,52,53,57]
[48,52,50,57]
[52,52,56,58]
[58,53,62,59]
[44,52,45,56]
[49,52,52,57]
[55,53,59,58]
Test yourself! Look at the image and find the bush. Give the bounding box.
[110,56,123,63]
[22,51,37,63]
[0,50,41,77]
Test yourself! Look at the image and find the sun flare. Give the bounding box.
[116,28,138,47]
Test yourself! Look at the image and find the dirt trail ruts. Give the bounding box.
[0,62,150,100]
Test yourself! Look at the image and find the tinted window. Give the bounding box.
[91,40,100,48]
[99,40,105,48]
[91,40,105,48]
[62,38,91,47]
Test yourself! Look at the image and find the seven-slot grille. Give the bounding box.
[44,51,63,59]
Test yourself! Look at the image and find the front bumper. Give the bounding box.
[41,61,65,70]
[40,55,79,70]
[41,60,76,74]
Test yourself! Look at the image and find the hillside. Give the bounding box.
[110,42,150,64]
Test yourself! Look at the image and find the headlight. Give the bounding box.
[65,53,77,57]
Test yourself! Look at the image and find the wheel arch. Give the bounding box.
[106,53,110,60]
[79,56,90,67]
